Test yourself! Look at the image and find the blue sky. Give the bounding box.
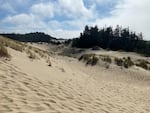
[0,0,150,40]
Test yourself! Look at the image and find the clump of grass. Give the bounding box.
[46,57,52,66]
[114,57,134,68]
[60,68,65,72]
[86,56,99,65]
[9,43,23,52]
[27,50,36,59]
[136,59,149,70]
[79,54,95,61]
[105,64,110,69]
[32,47,47,59]
[114,57,123,67]
[123,57,134,68]
[28,53,36,59]
[100,55,112,63]
[0,36,24,52]
[0,44,9,57]
[79,54,99,66]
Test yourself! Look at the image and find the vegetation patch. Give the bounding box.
[46,57,52,67]
[100,55,112,64]
[26,50,37,59]
[136,59,150,70]
[114,57,134,68]
[0,36,24,52]
[114,57,124,67]
[79,54,99,66]
[123,57,134,68]
[0,44,9,57]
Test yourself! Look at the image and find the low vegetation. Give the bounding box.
[114,57,134,68]
[100,55,112,64]
[114,57,124,67]
[136,59,150,70]
[79,54,136,69]
[0,36,24,52]
[27,50,37,59]
[0,44,9,57]
[46,57,52,66]
[79,54,99,66]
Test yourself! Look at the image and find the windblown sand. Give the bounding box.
[0,47,150,113]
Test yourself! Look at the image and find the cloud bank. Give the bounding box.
[0,0,150,40]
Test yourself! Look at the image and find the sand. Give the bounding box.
[0,46,150,113]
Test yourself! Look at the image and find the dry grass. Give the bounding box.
[46,57,52,66]
[79,54,99,66]
[79,54,95,61]
[123,57,134,68]
[136,59,150,70]
[99,55,112,64]
[0,36,24,52]
[0,44,9,57]
[114,57,124,67]
[25,49,37,59]
[114,57,134,68]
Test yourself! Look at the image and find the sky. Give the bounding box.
[0,0,150,40]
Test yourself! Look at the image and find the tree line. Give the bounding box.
[72,25,150,56]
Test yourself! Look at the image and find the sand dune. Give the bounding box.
[0,46,150,113]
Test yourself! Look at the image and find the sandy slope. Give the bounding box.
[0,47,150,113]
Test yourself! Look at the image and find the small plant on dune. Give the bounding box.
[114,57,123,67]
[61,68,65,72]
[0,44,9,57]
[47,57,52,66]
[114,57,134,68]
[78,54,95,62]
[123,57,134,68]
[79,54,99,66]
[136,60,149,70]
[104,63,110,69]
[91,56,99,65]
[101,55,112,64]
[28,50,36,59]
[86,55,99,66]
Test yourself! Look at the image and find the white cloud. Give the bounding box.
[2,13,46,29]
[95,0,150,40]
[31,2,54,18]
[57,0,94,19]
